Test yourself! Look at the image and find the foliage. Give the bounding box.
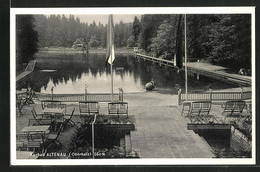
[16,15,38,71]
[34,15,133,48]
[132,16,141,45]
[68,119,139,159]
[135,14,251,72]
[80,114,135,125]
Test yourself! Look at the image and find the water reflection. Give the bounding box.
[18,52,235,94]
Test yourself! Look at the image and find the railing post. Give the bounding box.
[119,88,123,102]
[210,89,212,101]
[178,89,182,105]
[51,86,54,101]
[241,87,244,100]
[85,84,88,101]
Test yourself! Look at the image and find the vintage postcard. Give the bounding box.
[10,7,255,165]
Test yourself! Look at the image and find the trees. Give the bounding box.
[132,16,141,45]
[134,14,251,72]
[16,15,38,71]
[34,15,133,48]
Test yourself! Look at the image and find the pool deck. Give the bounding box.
[16,92,250,159]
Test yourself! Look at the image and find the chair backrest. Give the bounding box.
[234,101,246,111]
[108,102,128,114]
[54,114,64,122]
[40,119,53,125]
[225,101,235,110]
[108,103,118,113]
[118,103,128,113]
[17,132,29,140]
[200,101,211,110]
[28,119,40,126]
[192,102,201,109]
[60,104,66,115]
[79,101,99,114]
[29,132,43,141]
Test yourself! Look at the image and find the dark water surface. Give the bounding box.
[18,52,236,94]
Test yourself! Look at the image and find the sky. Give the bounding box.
[66,14,141,24]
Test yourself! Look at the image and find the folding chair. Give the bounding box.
[44,124,63,153]
[63,108,76,130]
[16,132,29,151]
[181,102,192,117]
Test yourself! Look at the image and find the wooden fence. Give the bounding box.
[36,92,123,102]
[178,90,251,104]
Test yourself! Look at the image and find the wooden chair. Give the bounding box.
[243,103,252,125]
[60,104,67,115]
[16,132,29,151]
[31,108,43,120]
[108,102,128,117]
[187,102,201,123]
[53,114,64,131]
[221,100,246,121]
[63,108,76,129]
[181,102,192,116]
[44,124,63,153]
[79,101,99,123]
[187,101,213,123]
[27,132,45,152]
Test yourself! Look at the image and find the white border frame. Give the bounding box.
[10,7,256,166]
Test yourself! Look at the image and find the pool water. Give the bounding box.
[17,52,236,94]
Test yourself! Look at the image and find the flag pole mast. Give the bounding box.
[110,15,114,102]
[111,49,113,102]
[185,14,188,101]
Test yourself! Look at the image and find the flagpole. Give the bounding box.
[185,14,188,101]
[111,49,113,102]
[110,15,114,102]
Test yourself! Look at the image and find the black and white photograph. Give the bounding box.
[10,7,255,165]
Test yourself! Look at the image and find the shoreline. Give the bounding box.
[37,47,133,54]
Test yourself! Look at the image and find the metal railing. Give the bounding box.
[178,90,251,104]
[36,91,123,102]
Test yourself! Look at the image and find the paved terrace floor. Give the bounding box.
[17,92,250,158]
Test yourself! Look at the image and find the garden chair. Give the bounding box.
[53,114,64,131]
[187,102,202,123]
[63,108,76,130]
[16,132,29,151]
[108,102,128,118]
[31,108,43,120]
[221,100,246,122]
[243,103,252,125]
[181,101,192,117]
[44,124,63,153]
[60,104,67,115]
[79,101,99,124]
[27,132,45,152]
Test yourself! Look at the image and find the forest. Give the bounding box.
[16,14,251,73]
[33,15,133,48]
